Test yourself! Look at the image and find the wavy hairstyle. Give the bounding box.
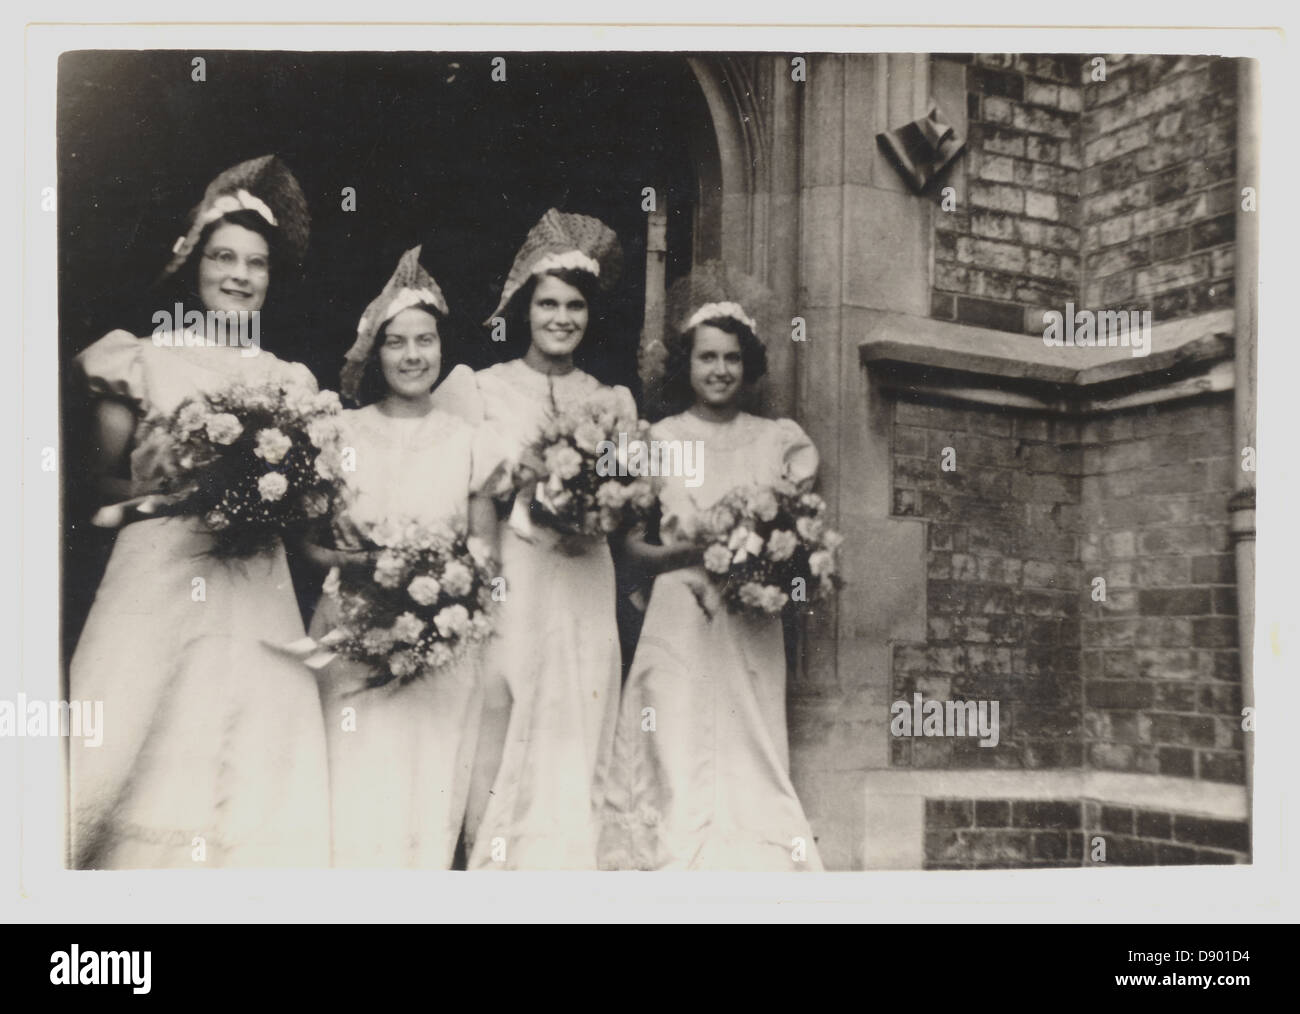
[353,302,455,407]
[660,314,767,414]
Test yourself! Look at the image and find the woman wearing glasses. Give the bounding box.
[67,156,331,869]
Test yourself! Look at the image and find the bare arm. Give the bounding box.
[468,493,500,564]
[618,524,702,578]
[291,532,376,578]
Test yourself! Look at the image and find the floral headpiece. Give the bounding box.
[486,208,621,323]
[637,261,779,415]
[342,245,450,402]
[159,154,310,281]
[683,300,760,337]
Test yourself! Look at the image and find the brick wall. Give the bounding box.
[1085,800,1249,864]
[926,798,1084,868]
[1080,55,1237,324]
[890,392,1245,787]
[924,797,1249,868]
[932,53,1238,335]
[1079,395,1244,785]
[933,54,1083,334]
[891,398,1084,769]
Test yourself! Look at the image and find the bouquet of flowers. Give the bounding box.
[153,380,345,557]
[695,482,844,617]
[320,519,498,688]
[512,390,656,537]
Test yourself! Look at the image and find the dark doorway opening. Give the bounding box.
[58,50,712,657]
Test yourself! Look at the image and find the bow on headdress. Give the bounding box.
[486,208,622,323]
[341,245,450,402]
[159,154,310,280]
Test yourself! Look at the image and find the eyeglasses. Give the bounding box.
[203,248,270,275]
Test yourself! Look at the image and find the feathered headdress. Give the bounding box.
[341,245,450,402]
[159,155,310,281]
[486,208,621,323]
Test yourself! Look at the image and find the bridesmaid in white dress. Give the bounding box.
[69,156,331,868]
[466,210,635,869]
[599,301,825,871]
[303,247,502,868]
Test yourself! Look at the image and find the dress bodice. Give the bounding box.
[330,400,501,548]
[75,329,318,492]
[474,359,637,489]
[650,411,819,543]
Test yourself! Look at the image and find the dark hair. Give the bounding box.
[354,302,452,407]
[497,267,603,364]
[180,208,279,310]
[660,315,767,413]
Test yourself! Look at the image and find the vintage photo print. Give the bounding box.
[12,18,1289,922]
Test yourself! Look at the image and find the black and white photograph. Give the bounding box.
[6,11,1294,952]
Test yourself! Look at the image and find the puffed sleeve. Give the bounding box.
[473,367,525,497]
[278,357,319,393]
[775,417,819,490]
[74,330,148,413]
[431,364,485,426]
[474,367,510,425]
[469,419,512,497]
[613,383,639,424]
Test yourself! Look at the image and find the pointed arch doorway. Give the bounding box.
[57,50,731,654]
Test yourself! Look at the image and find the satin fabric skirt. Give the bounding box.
[598,567,823,871]
[309,596,483,869]
[68,517,330,869]
[468,526,622,870]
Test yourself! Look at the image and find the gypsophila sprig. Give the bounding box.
[514,388,656,537]
[321,519,498,689]
[152,380,345,557]
[696,482,844,617]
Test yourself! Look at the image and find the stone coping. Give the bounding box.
[858,308,1235,410]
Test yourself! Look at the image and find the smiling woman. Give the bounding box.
[466,210,637,870]
[196,217,271,313]
[598,282,822,872]
[298,245,503,868]
[66,155,332,869]
[378,307,443,401]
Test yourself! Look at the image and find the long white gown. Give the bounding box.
[598,411,825,871]
[68,329,331,869]
[308,366,501,868]
[468,359,634,870]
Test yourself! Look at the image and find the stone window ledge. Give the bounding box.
[858,307,1235,414]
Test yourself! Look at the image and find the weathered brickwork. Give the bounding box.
[890,392,1245,788]
[891,398,1084,769]
[933,54,1083,334]
[1080,56,1238,325]
[1079,395,1244,785]
[925,798,1084,868]
[923,797,1249,868]
[1082,799,1249,865]
[931,53,1238,335]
